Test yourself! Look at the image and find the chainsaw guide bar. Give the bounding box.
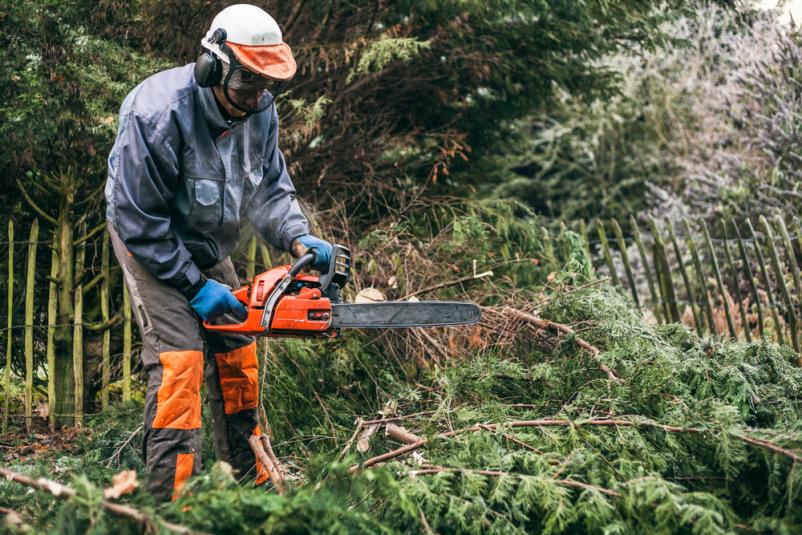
[331,301,481,329]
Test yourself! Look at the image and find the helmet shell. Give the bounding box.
[201,4,296,81]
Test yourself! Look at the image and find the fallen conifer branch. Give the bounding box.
[497,307,621,383]
[408,466,622,497]
[349,417,802,472]
[0,467,201,534]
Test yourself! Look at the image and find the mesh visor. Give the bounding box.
[226,42,297,81]
[222,64,274,113]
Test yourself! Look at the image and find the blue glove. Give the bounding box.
[190,280,248,322]
[296,234,332,272]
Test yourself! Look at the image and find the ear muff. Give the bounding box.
[194,28,227,88]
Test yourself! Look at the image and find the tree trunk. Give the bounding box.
[53,198,75,427]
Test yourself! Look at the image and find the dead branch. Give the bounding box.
[0,467,202,534]
[401,270,493,300]
[386,424,422,445]
[248,435,286,495]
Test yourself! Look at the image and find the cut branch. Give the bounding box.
[386,423,422,445]
[248,435,286,494]
[0,467,202,534]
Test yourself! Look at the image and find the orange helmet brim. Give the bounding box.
[226,41,297,81]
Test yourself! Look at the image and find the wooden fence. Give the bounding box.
[0,222,273,433]
[568,215,802,359]
[2,213,801,433]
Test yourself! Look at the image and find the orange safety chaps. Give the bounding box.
[110,227,268,502]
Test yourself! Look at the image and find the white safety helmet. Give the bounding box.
[201,4,296,81]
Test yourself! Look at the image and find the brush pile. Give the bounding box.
[2,200,801,534]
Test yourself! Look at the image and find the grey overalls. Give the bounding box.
[105,64,308,501]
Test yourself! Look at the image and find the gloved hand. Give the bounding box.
[189,279,248,322]
[295,234,333,272]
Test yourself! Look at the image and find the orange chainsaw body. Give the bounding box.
[203,264,336,337]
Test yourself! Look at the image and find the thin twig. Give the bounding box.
[338,418,365,461]
[401,271,493,300]
[105,424,143,468]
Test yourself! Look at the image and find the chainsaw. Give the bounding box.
[203,245,481,337]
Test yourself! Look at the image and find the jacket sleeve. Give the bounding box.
[245,105,309,251]
[108,111,205,298]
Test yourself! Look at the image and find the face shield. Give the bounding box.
[218,45,276,115]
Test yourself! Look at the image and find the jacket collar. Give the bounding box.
[198,86,240,133]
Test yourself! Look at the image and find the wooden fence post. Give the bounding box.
[682,219,716,335]
[246,235,257,282]
[595,220,619,287]
[73,225,85,426]
[648,217,679,323]
[775,215,802,351]
[611,219,640,309]
[732,219,765,339]
[3,220,13,432]
[24,219,39,432]
[760,216,799,354]
[702,221,737,339]
[722,223,751,342]
[541,227,557,272]
[260,244,272,271]
[46,233,59,431]
[667,220,704,337]
[122,285,132,403]
[746,218,784,345]
[101,232,110,410]
[794,217,802,257]
[578,219,592,260]
[775,216,802,311]
[630,216,662,324]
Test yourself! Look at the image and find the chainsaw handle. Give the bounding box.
[289,252,317,276]
[201,286,253,332]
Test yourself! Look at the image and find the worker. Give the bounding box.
[104,4,331,502]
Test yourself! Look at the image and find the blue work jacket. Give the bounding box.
[105,64,309,297]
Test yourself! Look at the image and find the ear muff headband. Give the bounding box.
[194,28,227,87]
